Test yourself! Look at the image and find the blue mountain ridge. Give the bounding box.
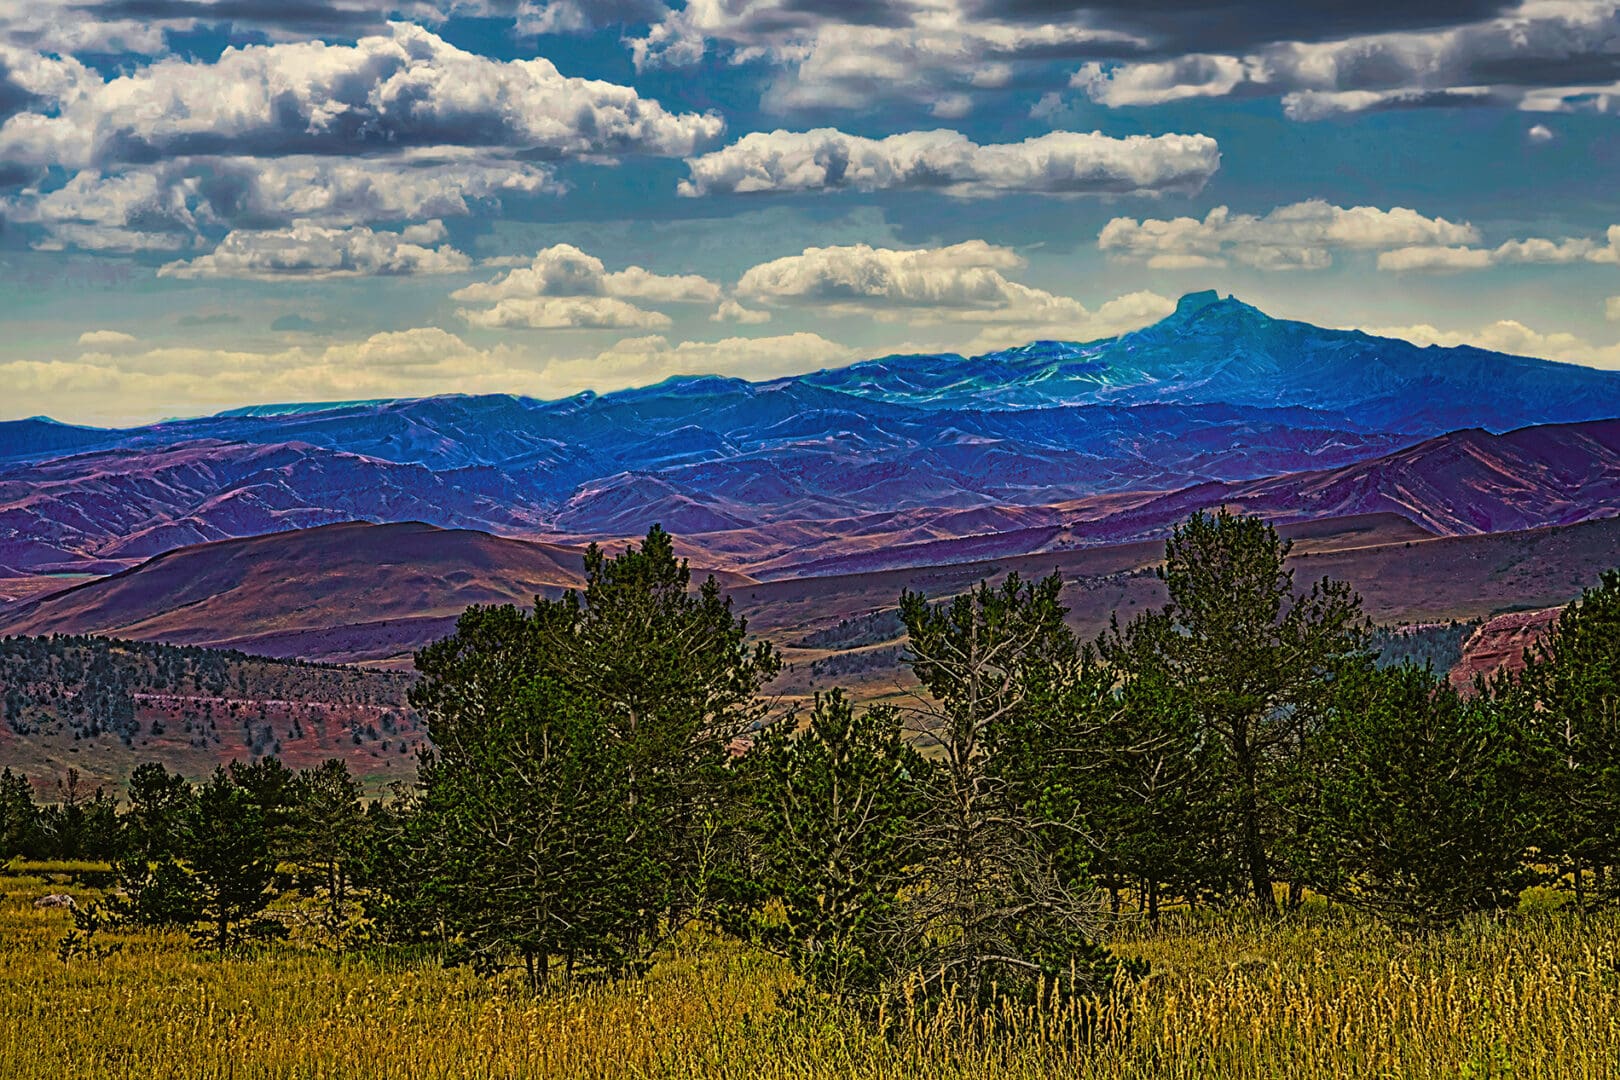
[2,293,1619,569]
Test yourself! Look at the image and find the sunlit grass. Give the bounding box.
[3,865,1618,1079]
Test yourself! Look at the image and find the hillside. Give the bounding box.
[0,634,421,788]
[0,521,593,665]
[4,513,1611,684]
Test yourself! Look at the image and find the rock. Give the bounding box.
[33,893,77,910]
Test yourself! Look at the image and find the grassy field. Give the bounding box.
[3,865,1619,1079]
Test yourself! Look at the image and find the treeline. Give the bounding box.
[2,756,383,949]
[0,633,414,744]
[4,515,1618,1018]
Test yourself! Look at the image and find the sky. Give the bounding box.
[4,0,1620,425]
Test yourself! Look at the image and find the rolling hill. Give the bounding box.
[0,522,593,665]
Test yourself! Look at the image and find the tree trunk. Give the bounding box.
[1574,856,1587,913]
[1147,877,1160,924]
[1238,755,1274,913]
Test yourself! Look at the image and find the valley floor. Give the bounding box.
[3,865,1618,1079]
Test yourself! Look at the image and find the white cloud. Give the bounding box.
[681,127,1220,199]
[77,329,137,347]
[1099,199,1480,270]
[157,221,473,280]
[0,153,564,251]
[452,243,721,328]
[459,296,674,330]
[1376,227,1620,272]
[631,2,1140,112]
[1076,3,1620,120]
[0,24,723,171]
[1356,319,1620,370]
[1529,122,1555,142]
[1074,54,1258,107]
[711,299,772,324]
[736,240,1174,343]
[5,324,863,425]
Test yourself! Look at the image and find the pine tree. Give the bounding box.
[407,525,781,984]
[899,571,1118,1008]
[111,763,200,929]
[0,767,40,861]
[733,691,929,1007]
[186,768,279,949]
[1303,663,1544,927]
[1116,510,1368,911]
[290,759,367,939]
[1523,569,1620,907]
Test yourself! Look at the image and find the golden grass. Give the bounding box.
[3,866,1619,1079]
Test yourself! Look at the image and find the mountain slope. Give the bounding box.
[4,293,1620,571]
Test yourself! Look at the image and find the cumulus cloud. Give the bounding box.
[4,324,863,425]
[156,221,473,280]
[0,24,723,172]
[460,296,674,330]
[681,127,1220,199]
[632,2,1141,112]
[452,243,720,329]
[1099,199,1480,270]
[711,299,772,324]
[735,240,1175,343]
[2,153,563,252]
[1075,3,1620,119]
[1355,318,1620,370]
[1376,226,1620,272]
[77,329,137,347]
[1529,122,1555,141]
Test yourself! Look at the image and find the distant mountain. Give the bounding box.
[760,418,1620,578]
[1067,417,1620,543]
[4,293,1620,570]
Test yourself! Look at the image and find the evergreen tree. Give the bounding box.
[111,763,200,928]
[290,759,368,939]
[1523,569,1620,907]
[0,767,40,861]
[1303,663,1544,927]
[732,691,929,1007]
[186,768,280,949]
[1081,654,1233,919]
[229,757,299,859]
[1116,510,1368,910]
[410,524,781,976]
[418,673,640,987]
[899,572,1118,1008]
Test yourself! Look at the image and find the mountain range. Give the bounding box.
[5,290,1620,577]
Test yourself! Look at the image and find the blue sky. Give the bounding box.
[4,0,1620,424]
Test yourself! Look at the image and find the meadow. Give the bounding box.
[4,864,1618,1080]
